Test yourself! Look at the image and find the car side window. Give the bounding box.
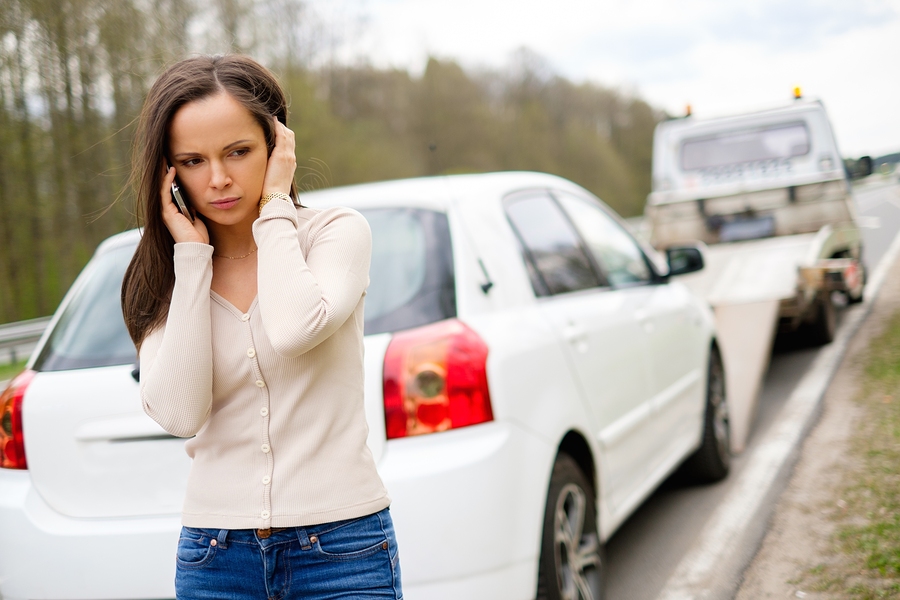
[504,192,602,296]
[553,190,653,287]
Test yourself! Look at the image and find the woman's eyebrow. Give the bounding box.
[171,140,254,159]
[223,139,253,151]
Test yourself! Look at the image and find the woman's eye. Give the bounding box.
[182,158,202,167]
[230,148,250,157]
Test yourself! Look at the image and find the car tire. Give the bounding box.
[682,345,730,483]
[536,454,606,600]
[804,293,837,346]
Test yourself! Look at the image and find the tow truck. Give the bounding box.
[645,93,867,451]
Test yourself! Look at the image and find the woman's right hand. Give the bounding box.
[161,165,208,244]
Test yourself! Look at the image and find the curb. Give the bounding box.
[656,227,900,600]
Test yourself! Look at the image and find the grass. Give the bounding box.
[0,359,28,383]
[805,310,900,598]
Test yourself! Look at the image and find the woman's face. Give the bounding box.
[168,92,268,230]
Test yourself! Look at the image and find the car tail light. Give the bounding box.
[383,319,493,439]
[0,369,34,469]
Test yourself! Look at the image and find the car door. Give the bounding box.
[553,190,707,479]
[504,190,656,513]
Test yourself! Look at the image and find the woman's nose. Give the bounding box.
[209,161,232,189]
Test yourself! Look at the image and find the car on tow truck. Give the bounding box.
[0,171,726,600]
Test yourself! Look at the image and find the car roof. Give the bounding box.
[654,99,830,138]
[96,228,141,255]
[298,171,588,211]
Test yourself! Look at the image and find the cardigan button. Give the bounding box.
[255,380,266,388]
[261,444,270,453]
[241,313,250,322]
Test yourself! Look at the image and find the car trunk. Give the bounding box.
[24,365,189,517]
[19,206,454,519]
[22,336,391,519]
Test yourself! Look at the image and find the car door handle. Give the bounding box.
[563,323,590,353]
[634,309,655,333]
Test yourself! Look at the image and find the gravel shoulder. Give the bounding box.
[735,248,900,599]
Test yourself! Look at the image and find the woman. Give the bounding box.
[121,54,401,599]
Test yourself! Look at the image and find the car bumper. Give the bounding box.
[379,420,553,599]
[0,421,552,600]
[0,469,180,599]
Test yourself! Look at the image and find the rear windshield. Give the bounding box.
[33,244,137,371]
[681,122,810,171]
[33,208,455,371]
[362,208,456,335]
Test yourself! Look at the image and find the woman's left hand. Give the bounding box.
[261,117,297,198]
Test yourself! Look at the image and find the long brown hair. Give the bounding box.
[121,54,297,349]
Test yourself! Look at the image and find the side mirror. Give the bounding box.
[846,155,874,179]
[666,245,705,276]
[857,155,873,178]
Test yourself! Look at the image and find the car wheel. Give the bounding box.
[682,345,730,483]
[537,454,605,600]
[805,293,837,346]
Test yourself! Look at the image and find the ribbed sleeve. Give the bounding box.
[252,199,372,357]
[140,242,214,438]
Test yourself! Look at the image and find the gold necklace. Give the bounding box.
[213,246,258,260]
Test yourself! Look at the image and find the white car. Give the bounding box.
[0,171,728,600]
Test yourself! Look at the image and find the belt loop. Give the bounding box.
[216,529,229,549]
[297,528,312,549]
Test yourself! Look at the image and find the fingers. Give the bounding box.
[262,116,297,198]
[159,167,181,219]
[272,117,296,164]
[160,165,177,210]
[159,165,207,244]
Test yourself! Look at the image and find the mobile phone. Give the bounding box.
[170,180,194,222]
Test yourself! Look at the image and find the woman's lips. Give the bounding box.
[210,197,240,210]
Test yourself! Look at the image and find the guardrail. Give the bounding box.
[0,316,51,363]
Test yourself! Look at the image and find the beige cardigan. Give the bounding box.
[140,200,390,529]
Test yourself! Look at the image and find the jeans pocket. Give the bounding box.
[312,514,389,563]
[175,527,218,570]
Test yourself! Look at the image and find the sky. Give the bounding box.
[309,0,900,158]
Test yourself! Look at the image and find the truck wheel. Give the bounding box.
[537,454,606,600]
[847,262,866,305]
[682,345,730,483]
[805,293,837,345]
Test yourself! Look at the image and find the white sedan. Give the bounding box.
[0,171,728,600]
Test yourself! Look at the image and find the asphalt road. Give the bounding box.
[605,178,900,600]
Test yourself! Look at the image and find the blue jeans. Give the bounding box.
[175,508,402,599]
